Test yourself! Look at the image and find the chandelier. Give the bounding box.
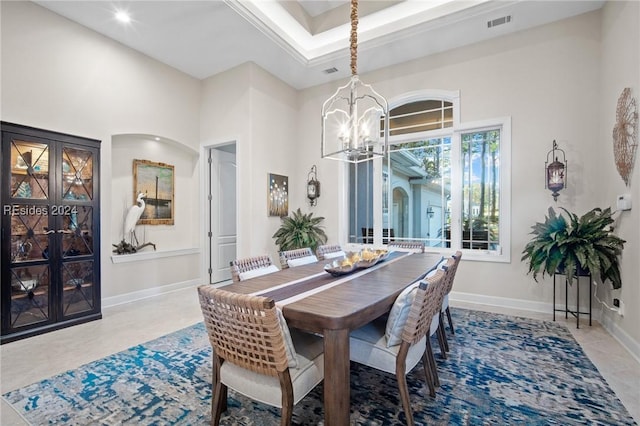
[321,0,389,163]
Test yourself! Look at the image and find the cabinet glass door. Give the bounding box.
[62,147,93,201]
[8,140,52,328]
[10,140,49,199]
[59,146,96,318]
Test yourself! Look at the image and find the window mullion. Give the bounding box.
[373,157,384,246]
[450,130,463,250]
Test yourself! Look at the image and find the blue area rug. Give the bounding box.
[3,309,636,425]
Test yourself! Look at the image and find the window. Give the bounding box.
[347,91,511,262]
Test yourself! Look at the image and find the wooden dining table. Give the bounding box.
[220,251,442,425]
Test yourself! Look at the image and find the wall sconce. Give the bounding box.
[307,165,320,206]
[545,140,567,202]
[426,206,434,218]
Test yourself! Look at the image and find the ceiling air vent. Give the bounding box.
[487,15,511,28]
[323,67,338,74]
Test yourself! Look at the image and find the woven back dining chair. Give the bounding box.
[229,255,277,282]
[316,244,345,261]
[349,268,447,425]
[387,241,425,253]
[440,251,462,338]
[198,286,324,425]
[279,247,316,269]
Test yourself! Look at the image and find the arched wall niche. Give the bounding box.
[110,134,200,253]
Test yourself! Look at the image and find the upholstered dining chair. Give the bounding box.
[198,286,325,425]
[426,259,455,359]
[316,244,345,261]
[440,251,462,338]
[388,241,425,253]
[229,255,279,282]
[349,269,447,425]
[279,247,317,269]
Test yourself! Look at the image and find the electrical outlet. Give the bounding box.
[618,300,625,317]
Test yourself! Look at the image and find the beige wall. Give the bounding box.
[1,1,203,300]
[598,0,640,349]
[200,63,299,265]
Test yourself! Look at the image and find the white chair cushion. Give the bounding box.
[220,329,324,408]
[437,257,448,270]
[323,250,346,260]
[384,280,420,347]
[350,317,427,375]
[275,308,299,368]
[238,264,279,281]
[287,255,318,267]
[441,293,449,311]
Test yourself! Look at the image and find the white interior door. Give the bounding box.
[209,146,237,283]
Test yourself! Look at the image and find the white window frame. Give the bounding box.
[339,90,511,263]
[452,117,511,262]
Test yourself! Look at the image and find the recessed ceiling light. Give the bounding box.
[115,10,131,24]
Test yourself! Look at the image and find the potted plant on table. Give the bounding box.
[521,207,625,289]
[273,208,328,252]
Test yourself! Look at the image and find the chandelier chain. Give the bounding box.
[350,0,358,75]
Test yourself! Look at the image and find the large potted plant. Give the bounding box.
[521,207,625,289]
[273,208,328,252]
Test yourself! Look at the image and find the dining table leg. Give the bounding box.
[323,328,350,426]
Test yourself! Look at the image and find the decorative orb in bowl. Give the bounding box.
[375,249,390,262]
[356,248,381,268]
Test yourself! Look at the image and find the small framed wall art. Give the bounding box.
[268,173,288,217]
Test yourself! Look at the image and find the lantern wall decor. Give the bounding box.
[307,165,320,206]
[321,0,389,163]
[545,140,567,202]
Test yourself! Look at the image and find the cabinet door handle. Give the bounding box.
[43,229,56,235]
[57,229,74,234]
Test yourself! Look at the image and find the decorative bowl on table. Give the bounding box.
[324,258,357,276]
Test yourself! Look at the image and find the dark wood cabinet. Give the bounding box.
[1,122,101,343]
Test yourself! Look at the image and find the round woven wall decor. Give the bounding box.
[613,87,638,186]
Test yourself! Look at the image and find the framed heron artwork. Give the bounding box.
[133,159,175,225]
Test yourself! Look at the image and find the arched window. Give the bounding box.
[347,90,511,262]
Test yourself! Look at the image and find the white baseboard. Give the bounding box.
[451,290,640,363]
[451,291,559,315]
[102,279,201,308]
[599,313,640,364]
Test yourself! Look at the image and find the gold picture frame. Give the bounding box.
[133,159,174,225]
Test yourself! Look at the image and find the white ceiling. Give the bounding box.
[33,1,605,90]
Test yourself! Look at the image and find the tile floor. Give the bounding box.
[1,286,638,425]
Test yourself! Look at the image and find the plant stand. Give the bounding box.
[553,272,592,328]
